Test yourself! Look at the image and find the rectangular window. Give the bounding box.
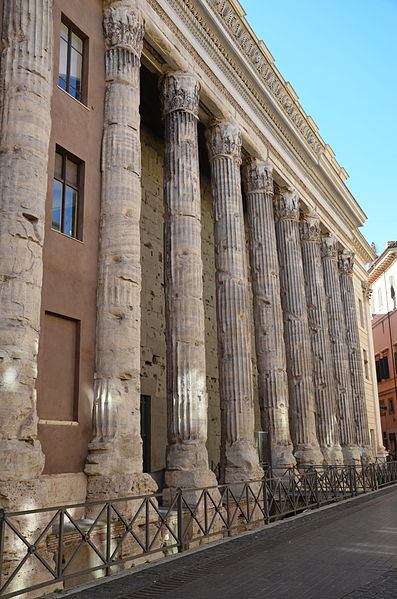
[389,399,394,414]
[381,356,390,380]
[58,20,85,102]
[359,299,365,328]
[376,360,382,382]
[140,395,151,473]
[363,349,369,380]
[379,400,386,416]
[38,312,80,422]
[52,147,82,239]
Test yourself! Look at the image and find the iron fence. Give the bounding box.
[1,461,397,598]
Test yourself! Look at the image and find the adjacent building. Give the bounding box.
[369,242,397,454]
[0,0,385,513]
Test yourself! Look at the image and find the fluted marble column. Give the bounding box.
[321,237,361,464]
[243,160,295,469]
[339,251,372,462]
[161,73,217,495]
[0,0,53,481]
[274,190,323,466]
[300,215,343,464]
[85,1,155,500]
[206,121,263,484]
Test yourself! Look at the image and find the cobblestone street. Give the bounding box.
[55,487,397,599]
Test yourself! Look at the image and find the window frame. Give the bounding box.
[52,145,84,240]
[58,17,87,104]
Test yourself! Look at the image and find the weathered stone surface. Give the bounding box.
[160,72,217,497]
[300,214,343,465]
[85,1,153,495]
[273,189,323,467]
[321,237,361,464]
[206,121,263,484]
[338,251,372,462]
[0,0,53,480]
[243,160,295,469]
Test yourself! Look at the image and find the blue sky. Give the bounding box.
[240,0,397,256]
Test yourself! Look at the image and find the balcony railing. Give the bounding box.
[1,461,397,598]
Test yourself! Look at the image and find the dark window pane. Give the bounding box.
[63,186,78,237]
[52,179,63,231]
[382,356,390,380]
[376,360,381,382]
[66,158,78,187]
[69,48,82,100]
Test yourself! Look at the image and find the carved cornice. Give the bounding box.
[274,189,299,221]
[361,281,373,301]
[206,120,241,161]
[300,212,321,242]
[321,235,338,260]
[210,0,323,157]
[242,159,273,194]
[160,72,200,117]
[338,251,354,276]
[103,2,144,55]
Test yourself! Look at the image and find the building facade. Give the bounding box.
[0,0,384,511]
[369,242,397,454]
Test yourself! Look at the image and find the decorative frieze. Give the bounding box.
[243,160,295,469]
[207,121,263,484]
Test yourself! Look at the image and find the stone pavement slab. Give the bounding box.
[49,487,397,599]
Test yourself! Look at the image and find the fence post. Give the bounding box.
[106,503,111,577]
[0,508,5,587]
[314,470,320,508]
[56,509,64,580]
[262,478,269,525]
[176,488,183,553]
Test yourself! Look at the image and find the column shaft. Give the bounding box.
[243,160,295,469]
[274,190,323,466]
[321,237,361,464]
[0,0,53,480]
[206,121,262,484]
[339,252,372,461]
[300,215,343,464]
[85,2,155,498]
[161,73,217,493]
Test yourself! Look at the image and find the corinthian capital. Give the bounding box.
[321,235,338,260]
[300,212,321,242]
[206,120,242,162]
[160,73,200,118]
[103,1,144,55]
[338,250,354,275]
[273,188,299,221]
[242,159,273,194]
[361,280,372,300]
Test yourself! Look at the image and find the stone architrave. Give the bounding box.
[85,1,155,500]
[300,214,343,464]
[160,73,217,496]
[338,251,372,462]
[321,237,361,464]
[273,189,323,467]
[0,0,53,482]
[243,160,295,469]
[206,121,263,484]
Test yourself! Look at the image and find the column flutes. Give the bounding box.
[85,2,155,499]
[338,251,372,461]
[161,73,217,496]
[321,237,361,464]
[300,214,343,464]
[0,0,53,480]
[206,121,263,484]
[274,189,323,466]
[243,160,295,469]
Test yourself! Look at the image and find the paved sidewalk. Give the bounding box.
[53,487,397,599]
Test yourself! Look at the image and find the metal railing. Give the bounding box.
[1,461,397,598]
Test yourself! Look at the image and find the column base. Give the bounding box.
[321,444,344,466]
[164,441,219,506]
[293,444,324,468]
[360,445,374,464]
[224,440,264,484]
[269,443,296,472]
[0,439,44,482]
[341,445,362,465]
